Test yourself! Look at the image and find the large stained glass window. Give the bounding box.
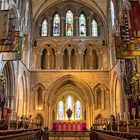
[79,14,86,36]
[76,101,81,120]
[57,96,82,120]
[41,19,48,36]
[66,10,73,36]
[92,20,98,37]
[53,13,60,36]
[110,0,115,26]
[58,101,64,120]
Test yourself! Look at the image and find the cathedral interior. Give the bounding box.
[0,0,140,139]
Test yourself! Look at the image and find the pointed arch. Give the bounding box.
[46,75,93,106]
[32,83,46,111]
[111,72,123,115]
[93,83,109,110]
[2,61,15,113]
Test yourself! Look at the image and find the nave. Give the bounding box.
[0,0,140,139]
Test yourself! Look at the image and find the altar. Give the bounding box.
[52,121,86,131]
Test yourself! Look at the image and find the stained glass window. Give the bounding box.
[67,96,72,109]
[76,101,81,120]
[58,101,64,120]
[66,10,73,36]
[92,20,98,37]
[0,0,9,10]
[24,1,29,27]
[53,13,60,36]
[79,14,86,36]
[41,20,48,36]
[110,0,115,26]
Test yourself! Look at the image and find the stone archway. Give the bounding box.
[45,74,93,129]
[111,72,123,115]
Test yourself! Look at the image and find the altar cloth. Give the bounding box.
[52,121,86,131]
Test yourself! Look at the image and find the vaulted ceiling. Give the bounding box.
[31,0,108,22]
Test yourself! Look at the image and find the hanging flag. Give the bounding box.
[2,33,22,60]
[0,10,9,40]
[130,1,140,37]
[115,36,135,59]
[0,31,19,52]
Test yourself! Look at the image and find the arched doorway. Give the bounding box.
[46,75,93,129]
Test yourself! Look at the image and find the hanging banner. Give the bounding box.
[2,36,22,60]
[130,1,140,30]
[115,36,135,59]
[115,36,140,58]
[0,31,19,52]
[130,1,140,37]
[0,10,9,39]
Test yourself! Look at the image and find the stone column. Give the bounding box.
[9,96,15,120]
[98,52,103,70]
[101,90,105,110]
[61,17,65,36]
[75,53,78,69]
[74,16,79,36]
[38,52,42,70]
[87,105,91,129]
[47,52,50,69]
[68,51,71,69]
[89,51,93,69]
[55,52,61,70]
[48,17,52,36]
[88,17,92,36]
[78,51,82,70]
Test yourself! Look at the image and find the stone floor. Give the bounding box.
[48,130,90,140]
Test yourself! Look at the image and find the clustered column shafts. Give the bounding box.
[0,74,6,119]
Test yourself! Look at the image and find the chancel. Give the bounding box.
[0,0,140,140]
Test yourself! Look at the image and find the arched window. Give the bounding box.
[0,0,9,10]
[110,0,115,26]
[92,20,98,37]
[41,20,48,36]
[24,1,29,27]
[76,101,81,120]
[57,95,82,120]
[79,14,86,36]
[66,10,73,36]
[58,101,64,120]
[53,13,60,36]
[67,96,72,109]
